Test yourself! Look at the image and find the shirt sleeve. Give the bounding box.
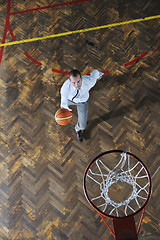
[60,81,72,111]
[87,69,104,89]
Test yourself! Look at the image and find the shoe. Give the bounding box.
[76,130,83,142]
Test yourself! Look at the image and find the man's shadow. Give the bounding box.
[83,103,133,139]
[83,65,160,139]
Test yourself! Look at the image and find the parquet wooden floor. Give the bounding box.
[0,0,160,239]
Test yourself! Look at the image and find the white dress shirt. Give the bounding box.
[60,69,104,111]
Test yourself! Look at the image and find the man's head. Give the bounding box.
[69,69,82,90]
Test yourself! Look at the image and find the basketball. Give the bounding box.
[55,108,72,125]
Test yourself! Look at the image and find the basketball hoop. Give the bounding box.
[83,150,152,240]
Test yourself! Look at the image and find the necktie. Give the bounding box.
[72,90,79,101]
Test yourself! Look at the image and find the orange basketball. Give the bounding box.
[55,109,72,125]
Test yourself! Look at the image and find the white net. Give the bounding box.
[86,152,150,217]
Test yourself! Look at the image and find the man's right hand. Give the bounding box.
[61,107,72,112]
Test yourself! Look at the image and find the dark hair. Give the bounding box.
[69,69,81,78]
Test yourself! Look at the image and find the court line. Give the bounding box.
[10,0,89,15]
[124,52,148,67]
[0,0,89,64]
[52,68,70,75]
[24,52,42,66]
[0,15,160,47]
[0,0,11,62]
[5,16,42,67]
[8,22,16,41]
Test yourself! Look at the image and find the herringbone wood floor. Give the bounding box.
[0,0,160,239]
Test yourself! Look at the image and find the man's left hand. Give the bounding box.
[97,76,103,81]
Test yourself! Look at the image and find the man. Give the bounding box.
[60,69,104,142]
